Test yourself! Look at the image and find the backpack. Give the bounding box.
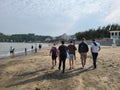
[51,47,57,55]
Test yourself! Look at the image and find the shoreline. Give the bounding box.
[0,45,118,59]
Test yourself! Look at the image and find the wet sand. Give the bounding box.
[0,46,120,90]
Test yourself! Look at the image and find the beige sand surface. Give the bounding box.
[0,46,120,90]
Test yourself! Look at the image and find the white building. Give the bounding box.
[110,30,120,39]
[61,33,70,40]
[110,30,120,46]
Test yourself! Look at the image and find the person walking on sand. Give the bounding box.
[91,39,101,69]
[78,38,89,69]
[58,41,68,73]
[68,41,77,70]
[49,43,58,69]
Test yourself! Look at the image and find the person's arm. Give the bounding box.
[57,47,60,60]
[98,46,101,52]
[86,44,89,52]
[74,45,77,51]
[56,47,59,56]
[90,44,93,53]
[78,44,80,53]
[90,47,92,53]
[49,48,52,56]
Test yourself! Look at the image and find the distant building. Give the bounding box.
[61,33,70,40]
[45,38,51,41]
[109,30,120,46]
[110,30,120,39]
[52,37,56,40]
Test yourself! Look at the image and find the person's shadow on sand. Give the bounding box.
[6,65,93,88]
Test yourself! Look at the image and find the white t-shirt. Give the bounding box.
[91,42,100,53]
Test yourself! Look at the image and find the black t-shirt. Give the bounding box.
[58,45,67,57]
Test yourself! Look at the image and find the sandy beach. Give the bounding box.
[0,46,120,90]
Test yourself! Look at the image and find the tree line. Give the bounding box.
[75,24,120,40]
[0,24,120,42]
[0,33,52,42]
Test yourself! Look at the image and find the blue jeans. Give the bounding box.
[92,53,98,68]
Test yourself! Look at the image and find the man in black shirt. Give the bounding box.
[78,38,89,69]
[58,41,67,73]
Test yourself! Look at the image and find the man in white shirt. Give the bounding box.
[91,39,101,69]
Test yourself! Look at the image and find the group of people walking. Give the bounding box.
[50,38,101,73]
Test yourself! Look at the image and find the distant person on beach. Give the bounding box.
[35,46,37,53]
[12,48,15,57]
[10,46,14,58]
[58,41,68,73]
[31,45,33,52]
[68,41,77,70]
[91,39,101,69]
[78,38,89,69]
[25,48,27,55]
[39,44,42,50]
[49,43,58,69]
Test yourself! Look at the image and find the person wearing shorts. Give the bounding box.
[50,43,58,69]
[68,41,77,70]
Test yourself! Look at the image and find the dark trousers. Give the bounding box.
[59,57,66,72]
[92,53,98,68]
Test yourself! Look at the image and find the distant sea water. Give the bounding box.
[0,42,48,59]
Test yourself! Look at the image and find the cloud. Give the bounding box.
[0,0,120,36]
[105,0,120,23]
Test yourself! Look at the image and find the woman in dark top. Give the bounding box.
[50,43,58,69]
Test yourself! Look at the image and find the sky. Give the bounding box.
[0,0,120,36]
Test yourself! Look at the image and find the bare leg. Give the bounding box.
[69,59,72,69]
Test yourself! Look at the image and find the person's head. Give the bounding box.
[92,39,97,46]
[92,39,96,42]
[53,43,56,46]
[81,38,85,42]
[70,41,72,43]
[70,41,73,44]
[61,41,65,45]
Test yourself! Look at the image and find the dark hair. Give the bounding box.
[92,39,95,41]
[92,39,97,46]
[82,38,85,41]
[61,41,64,44]
[70,41,72,43]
